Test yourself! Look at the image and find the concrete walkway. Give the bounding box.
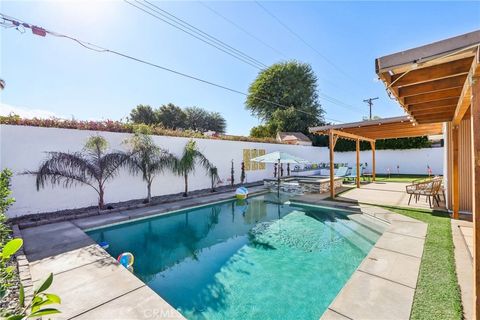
[337,182,446,211]
[291,199,427,320]
[452,219,474,320]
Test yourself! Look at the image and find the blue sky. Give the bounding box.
[1,1,479,135]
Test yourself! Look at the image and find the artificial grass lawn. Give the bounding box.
[383,206,463,320]
[374,174,432,183]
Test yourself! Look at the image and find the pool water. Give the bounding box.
[87,193,386,320]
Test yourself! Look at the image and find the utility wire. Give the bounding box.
[199,1,287,58]
[0,13,343,124]
[129,1,361,116]
[124,0,266,70]
[255,1,355,82]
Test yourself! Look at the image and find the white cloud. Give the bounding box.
[0,103,66,119]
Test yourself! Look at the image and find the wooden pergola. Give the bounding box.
[309,116,443,198]
[375,31,480,318]
[311,30,480,317]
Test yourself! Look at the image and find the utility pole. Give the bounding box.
[363,97,379,120]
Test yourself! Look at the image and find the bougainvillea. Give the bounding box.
[0,115,281,144]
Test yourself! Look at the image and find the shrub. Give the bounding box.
[0,115,280,144]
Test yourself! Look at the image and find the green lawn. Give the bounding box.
[373,174,433,183]
[381,206,463,320]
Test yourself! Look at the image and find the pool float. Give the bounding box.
[235,187,248,200]
[99,241,109,249]
[117,252,134,272]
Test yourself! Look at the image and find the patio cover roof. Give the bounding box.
[309,116,443,140]
[376,30,480,125]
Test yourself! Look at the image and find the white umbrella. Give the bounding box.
[251,151,309,193]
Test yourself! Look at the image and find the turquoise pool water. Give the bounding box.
[87,193,386,320]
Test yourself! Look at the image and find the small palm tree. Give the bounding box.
[125,133,175,203]
[209,167,220,192]
[26,135,129,210]
[173,140,213,197]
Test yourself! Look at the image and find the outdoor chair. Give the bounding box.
[406,177,443,208]
[334,166,349,177]
[344,167,362,184]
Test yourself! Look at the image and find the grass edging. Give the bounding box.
[378,205,463,320]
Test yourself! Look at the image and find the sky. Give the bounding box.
[1,1,479,135]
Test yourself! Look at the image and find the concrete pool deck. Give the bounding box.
[292,198,427,320]
[17,187,426,320]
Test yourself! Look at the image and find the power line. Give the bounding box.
[199,1,287,58]
[254,1,355,81]
[0,13,343,124]
[124,0,266,70]
[132,1,362,116]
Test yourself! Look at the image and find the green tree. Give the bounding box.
[184,107,208,131]
[250,124,275,138]
[205,112,226,134]
[246,61,324,136]
[27,136,129,209]
[129,104,157,125]
[125,133,175,203]
[157,103,186,130]
[172,140,214,197]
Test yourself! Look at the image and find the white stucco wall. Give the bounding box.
[0,125,444,217]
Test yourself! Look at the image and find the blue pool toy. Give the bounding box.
[99,241,109,249]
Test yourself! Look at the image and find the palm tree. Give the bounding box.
[125,133,174,203]
[209,167,220,192]
[173,140,213,197]
[26,135,129,210]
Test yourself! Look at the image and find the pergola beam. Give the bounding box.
[453,48,480,125]
[407,97,458,111]
[390,57,473,87]
[404,87,462,105]
[398,74,466,98]
[329,129,375,143]
[472,73,480,320]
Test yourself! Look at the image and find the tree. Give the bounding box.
[246,61,324,136]
[129,104,157,125]
[205,112,226,134]
[184,107,209,131]
[157,103,186,130]
[250,124,275,138]
[208,167,220,192]
[27,135,129,209]
[125,133,175,203]
[172,140,214,197]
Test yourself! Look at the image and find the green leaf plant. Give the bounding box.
[1,239,61,319]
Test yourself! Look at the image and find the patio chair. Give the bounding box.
[406,177,443,207]
[344,167,362,184]
[334,166,349,177]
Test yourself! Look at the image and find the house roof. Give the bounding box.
[277,132,312,142]
[375,30,480,125]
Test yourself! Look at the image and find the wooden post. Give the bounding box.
[371,141,376,182]
[329,130,335,198]
[471,75,480,320]
[452,125,459,219]
[356,138,360,188]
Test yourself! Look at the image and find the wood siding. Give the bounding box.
[446,116,473,213]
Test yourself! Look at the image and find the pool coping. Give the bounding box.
[17,191,427,320]
[294,199,427,320]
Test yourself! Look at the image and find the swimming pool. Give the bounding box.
[87,193,387,320]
